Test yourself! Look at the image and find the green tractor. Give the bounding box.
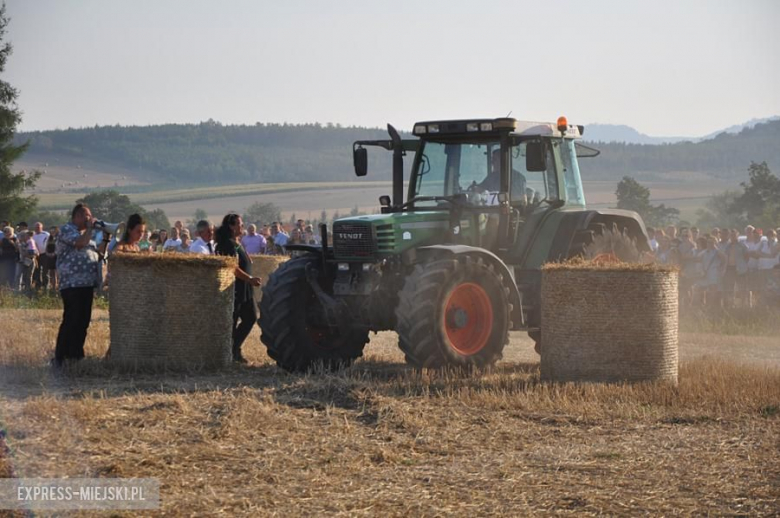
[259,117,650,371]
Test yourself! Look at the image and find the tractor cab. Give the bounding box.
[350,117,596,257]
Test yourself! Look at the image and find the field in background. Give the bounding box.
[0,308,778,515]
[31,178,734,225]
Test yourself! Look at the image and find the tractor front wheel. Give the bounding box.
[396,256,510,369]
[259,256,369,372]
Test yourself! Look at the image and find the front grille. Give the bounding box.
[376,224,395,252]
[333,222,374,258]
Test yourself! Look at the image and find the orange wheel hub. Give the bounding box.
[443,282,493,356]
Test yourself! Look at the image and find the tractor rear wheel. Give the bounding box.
[396,256,510,369]
[259,256,369,372]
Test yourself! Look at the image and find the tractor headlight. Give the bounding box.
[428,124,440,133]
[413,125,427,135]
[480,122,493,131]
[466,123,479,132]
[362,263,372,272]
[337,263,349,271]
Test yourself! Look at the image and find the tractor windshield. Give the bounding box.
[412,140,559,208]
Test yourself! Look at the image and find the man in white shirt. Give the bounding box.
[162,227,182,251]
[189,220,215,255]
[241,224,266,254]
[31,222,50,289]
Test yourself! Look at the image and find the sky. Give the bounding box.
[4,0,780,137]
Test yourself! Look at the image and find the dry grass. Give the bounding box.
[0,309,779,516]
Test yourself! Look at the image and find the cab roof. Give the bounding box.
[412,117,584,140]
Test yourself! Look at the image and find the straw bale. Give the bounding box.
[108,253,237,368]
[541,263,678,384]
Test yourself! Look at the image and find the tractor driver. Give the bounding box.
[476,149,527,202]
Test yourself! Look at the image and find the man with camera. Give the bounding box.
[53,203,111,366]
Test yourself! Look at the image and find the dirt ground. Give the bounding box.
[0,309,778,515]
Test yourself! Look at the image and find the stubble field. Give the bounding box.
[0,307,778,516]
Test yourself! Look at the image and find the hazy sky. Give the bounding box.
[5,0,780,137]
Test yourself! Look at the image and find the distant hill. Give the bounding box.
[583,124,690,145]
[14,119,780,188]
[584,116,780,145]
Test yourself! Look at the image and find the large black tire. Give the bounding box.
[396,256,510,369]
[259,256,369,372]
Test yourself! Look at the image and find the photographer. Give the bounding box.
[53,203,111,366]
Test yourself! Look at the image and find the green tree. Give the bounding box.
[694,190,746,230]
[732,161,780,227]
[144,208,170,231]
[187,208,209,229]
[0,5,37,223]
[76,189,169,230]
[243,201,281,226]
[615,176,679,227]
[77,190,145,223]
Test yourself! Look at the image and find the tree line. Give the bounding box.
[14,119,780,186]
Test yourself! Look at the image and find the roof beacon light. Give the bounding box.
[557,116,568,133]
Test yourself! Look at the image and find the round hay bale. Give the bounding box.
[108,253,237,368]
[250,255,288,304]
[540,262,678,384]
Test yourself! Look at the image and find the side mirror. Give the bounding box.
[354,147,368,177]
[526,141,547,172]
[379,195,391,207]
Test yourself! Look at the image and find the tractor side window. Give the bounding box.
[510,141,558,204]
[560,140,586,206]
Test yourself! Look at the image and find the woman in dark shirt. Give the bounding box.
[1,226,19,287]
[215,213,262,363]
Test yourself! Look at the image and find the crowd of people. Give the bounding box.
[647,224,780,308]
[0,216,321,293]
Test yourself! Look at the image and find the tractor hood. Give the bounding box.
[332,212,450,260]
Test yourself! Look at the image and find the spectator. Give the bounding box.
[214,213,262,363]
[241,224,266,255]
[677,227,698,306]
[303,224,321,245]
[756,228,778,303]
[665,225,677,240]
[710,227,722,247]
[39,241,58,291]
[296,219,306,232]
[695,235,726,308]
[115,214,146,253]
[54,203,108,366]
[156,229,168,252]
[270,222,289,253]
[162,227,182,251]
[721,229,749,308]
[190,220,215,254]
[691,227,700,242]
[138,229,152,252]
[31,222,50,288]
[16,230,37,293]
[647,226,658,252]
[744,226,763,306]
[0,226,18,287]
[176,230,192,253]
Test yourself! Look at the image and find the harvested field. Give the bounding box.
[0,308,779,515]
